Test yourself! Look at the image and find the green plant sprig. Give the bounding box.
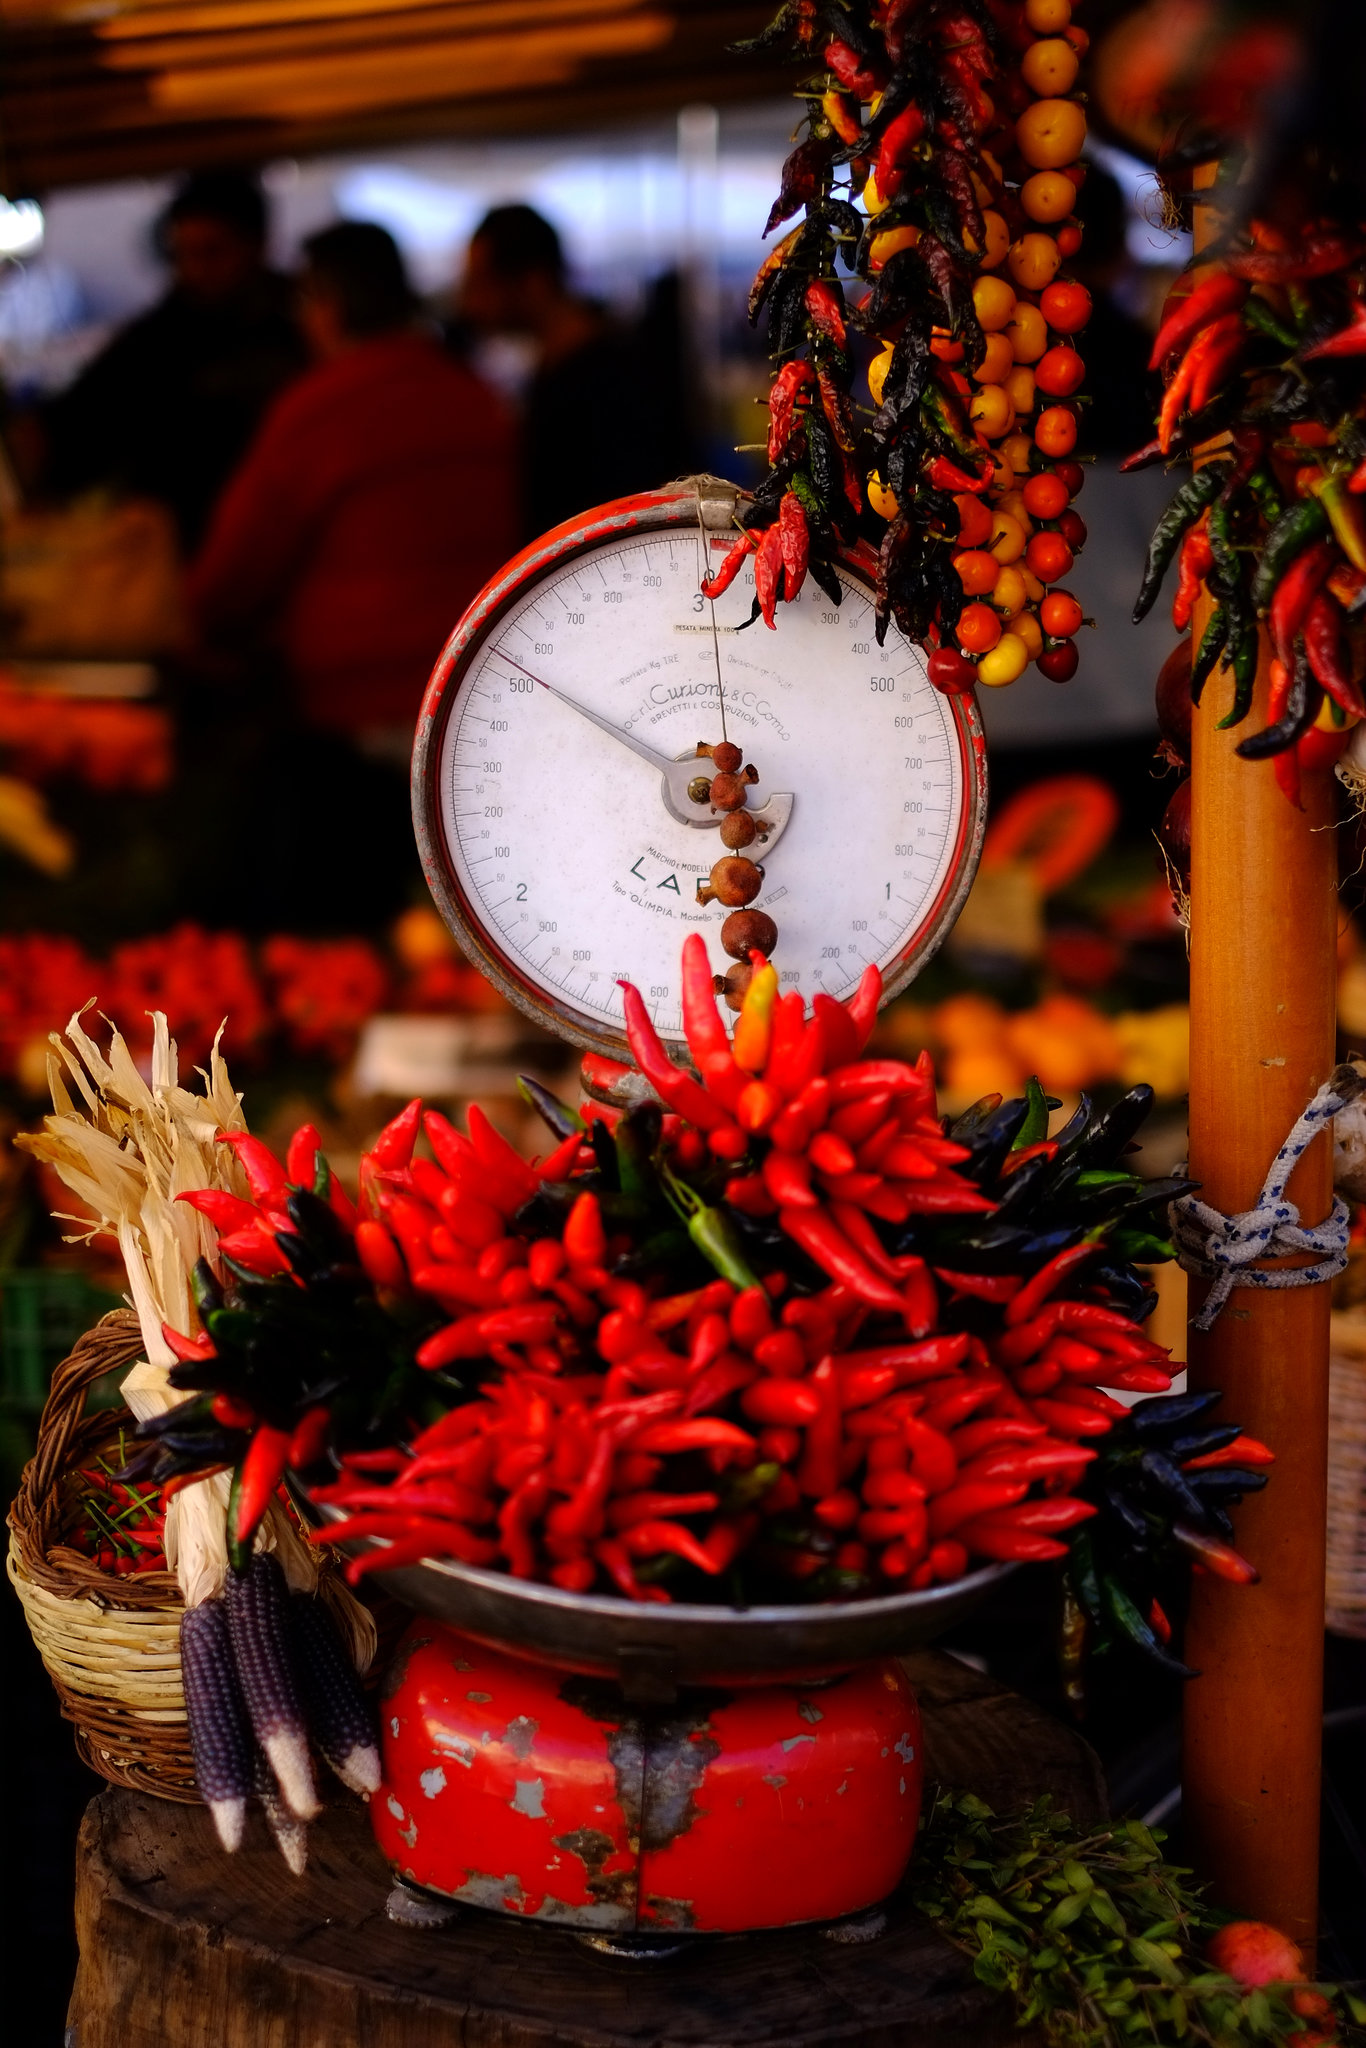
[909,1790,1365,2047]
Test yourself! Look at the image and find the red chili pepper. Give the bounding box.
[233,1424,291,1546]
[1188,318,1246,414]
[1227,236,1362,283]
[355,1219,408,1290]
[732,958,780,1071]
[1172,1522,1258,1582]
[765,998,822,1101]
[954,1521,1068,1563]
[497,1472,549,1579]
[778,491,810,602]
[621,1519,721,1574]
[1182,1432,1275,1471]
[594,1536,671,1602]
[561,1190,606,1268]
[928,1479,1028,1537]
[1303,589,1366,717]
[1173,519,1214,632]
[337,1525,499,1582]
[1149,272,1247,369]
[409,1264,501,1313]
[1270,537,1336,662]
[902,1416,957,1495]
[620,979,737,1134]
[826,1060,929,1104]
[794,1356,842,1498]
[824,36,888,98]
[778,1205,906,1312]
[285,1122,322,1189]
[959,1442,1095,1487]
[216,1224,291,1276]
[217,1131,289,1205]
[287,1406,331,1468]
[1005,1242,1099,1326]
[369,1097,423,1171]
[630,1418,756,1456]
[161,1320,217,1364]
[767,358,817,464]
[176,1188,261,1235]
[933,1268,1020,1304]
[927,454,991,495]
[1028,1397,1117,1438]
[466,1104,540,1202]
[700,530,756,601]
[1303,301,1366,358]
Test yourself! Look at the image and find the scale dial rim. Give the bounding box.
[412,482,988,1061]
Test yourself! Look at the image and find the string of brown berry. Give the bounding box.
[690,739,780,1011]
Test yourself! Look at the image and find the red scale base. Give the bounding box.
[373,1622,924,1935]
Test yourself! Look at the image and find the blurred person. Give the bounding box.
[190,220,516,746]
[185,221,517,923]
[37,170,304,548]
[456,204,695,537]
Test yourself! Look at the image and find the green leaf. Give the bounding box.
[1129,1937,1184,1986]
[1046,1890,1091,1932]
[1063,1859,1095,1892]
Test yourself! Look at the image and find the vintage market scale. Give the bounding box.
[364,478,993,1946]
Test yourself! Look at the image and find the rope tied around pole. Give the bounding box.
[1170,1077,1353,1333]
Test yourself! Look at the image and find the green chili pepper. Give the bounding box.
[1243,296,1300,353]
[1102,1573,1198,1677]
[1012,1076,1051,1152]
[1067,1528,1104,1625]
[225,1461,251,1575]
[659,1161,762,1290]
[1190,603,1231,704]
[1217,619,1259,729]
[1132,466,1226,622]
[517,1075,585,1140]
[1250,495,1329,612]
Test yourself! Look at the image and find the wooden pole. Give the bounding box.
[1182,609,1337,1954]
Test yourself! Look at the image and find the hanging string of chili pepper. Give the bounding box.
[1130,152,1366,806]
[719,0,1092,696]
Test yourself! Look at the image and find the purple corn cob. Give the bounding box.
[179,1596,253,1852]
[225,1552,318,1821]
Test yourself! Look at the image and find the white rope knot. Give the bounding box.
[1170,1081,1351,1333]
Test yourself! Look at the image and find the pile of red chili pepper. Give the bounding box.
[1132,181,1366,808]
[62,1444,168,1577]
[718,0,1090,693]
[121,933,1270,1663]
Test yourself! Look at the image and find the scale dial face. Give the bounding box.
[413,488,986,1058]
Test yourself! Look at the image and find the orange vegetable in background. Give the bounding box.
[982,775,1120,894]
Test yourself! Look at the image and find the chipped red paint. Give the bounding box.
[375,1622,923,1933]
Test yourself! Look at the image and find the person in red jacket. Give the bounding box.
[190,220,517,748]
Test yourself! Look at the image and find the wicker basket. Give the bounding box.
[7,1309,200,1799]
[1328,1311,1366,1638]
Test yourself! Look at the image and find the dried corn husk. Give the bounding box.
[18,1009,375,1668]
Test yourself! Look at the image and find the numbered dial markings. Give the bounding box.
[436,529,971,1044]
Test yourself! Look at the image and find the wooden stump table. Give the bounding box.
[67,1650,1105,2048]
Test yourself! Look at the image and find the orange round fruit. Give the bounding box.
[1021,170,1076,223]
[1040,588,1083,637]
[954,492,995,547]
[1004,365,1036,416]
[991,564,1028,615]
[954,549,1000,596]
[1008,232,1063,293]
[870,223,920,268]
[1022,469,1069,519]
[981,210,1011,269]
[1053,457,1084,497]
[1021,37,1079,96]
[988,511,1027,564]
[1025,531,1074,583]
[957,602,1002,654]
[997,489,1034,534]
[1035,404,1078,455]
[1055,223,1082,258]
[1001,429,1035,474]
[977,631,1030,686]
[974,332,1015,383]
[1034,344,1085,396]
[973,274,1018,331]
[1040,280,1092,332]
[1024,0,1070,26]
[1006,299,1048,363]
[970,383,1015,438]
[1013,607,1044,658]
[1016,98,1087,169]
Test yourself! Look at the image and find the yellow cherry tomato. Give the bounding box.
[997,490,1034,535]
[973,274,1017,332]
[1004,366,1036,416]
[1008,233,1063,295]
[1006,299,1049,363]
[868,342,896,408]
[868,472,899,520]
[980,210,1011,270]
[1021,565,1047,603]
[1020,169,1077,224]
[1000,430,1036,476]
[870,224,920,268]
[1017,98,1088,170]
[989,449,1016,493]
[988,511,1027,563]
[1025,0,1071,28]
[971,384,1015,439]
[977,631,1030,686]
[973,332,1014,383]
[1021,37,1080,96]
[1014,608,1044,659]
[862,169,891,217]
[991,564,1028,615]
